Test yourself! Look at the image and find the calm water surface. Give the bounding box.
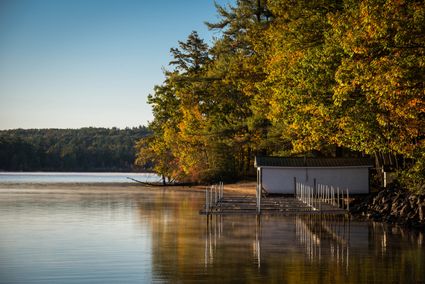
[0,178,424,283]
[0,172,160,184]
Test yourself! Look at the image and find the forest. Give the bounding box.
[135,0,424,192]
[0,127,149,172]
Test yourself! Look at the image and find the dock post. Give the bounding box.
[324,185,326,204]
[313,178,317,209]
[295,182,297,199]
[318,184,321,205]
[328,186,331,205]
[337,187,340,208]
[256,182,258,214]
[256,170,260,215]
[220,182,223,200]
[311,185,313,209]
[327,186,330,204]
[299,183,303,201]
[325,186,328,204]
[210,186,213,211]
[298,183,300,200]
[299,184,301,202]
[329,186,331,205]
[221,182,223,200]
[205,187,209,215]
[333,186,336,206]
[297,182,299,200]
[256,180,261,215]
[311,185,313,208]
[319,184,322,212]
[307,185,309,205]
[309,185,311,207]
[257,187,261,215]
[346,188,349,211]
[301,184,304,203]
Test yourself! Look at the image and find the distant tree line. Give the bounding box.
[0,127,150,172]
[136,0,424,192]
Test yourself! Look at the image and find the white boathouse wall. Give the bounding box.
[259,167,370,194]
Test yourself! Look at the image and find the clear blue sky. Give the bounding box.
[0,0,233,130]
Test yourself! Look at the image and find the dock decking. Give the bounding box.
[200,195,349,215]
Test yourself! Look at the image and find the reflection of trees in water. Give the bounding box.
[136,191,207,282]
[370,221,424,254]
[203,214,425,283]
[136,192,425,283]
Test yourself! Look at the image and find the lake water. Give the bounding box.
[0,172,160,184]
[0,175,424,283]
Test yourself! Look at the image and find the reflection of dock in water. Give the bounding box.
[295,215,350,267]
[204,215,351,268]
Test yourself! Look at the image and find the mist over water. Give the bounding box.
[0,172,161,184]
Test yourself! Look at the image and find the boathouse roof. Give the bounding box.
[255,156,373,168]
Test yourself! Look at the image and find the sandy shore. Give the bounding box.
[0,181,256,195]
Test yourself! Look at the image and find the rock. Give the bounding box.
[407,210,417,220]
[372,213,382,221]
[382,203,391,213]
[400,204,410,217]
[350,186,425,228]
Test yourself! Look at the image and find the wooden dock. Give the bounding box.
[200,183,350,216]
[200,195,349,215]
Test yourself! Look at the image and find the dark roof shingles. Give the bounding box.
[255,156,373,168]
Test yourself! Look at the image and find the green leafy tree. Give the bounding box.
[258,0,344,154]
[0,127,149,171]
[330,0,424,157]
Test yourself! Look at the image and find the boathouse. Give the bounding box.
[255,156,373,195]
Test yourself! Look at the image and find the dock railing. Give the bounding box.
[295,182,350,212]
[203,181,349,215]
[205,182,224,214]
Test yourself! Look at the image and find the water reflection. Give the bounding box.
[295,215,350,267]
[0,187,423,283]
[140,192,425,283]
[0,189,154,284]
[204,215,353,269]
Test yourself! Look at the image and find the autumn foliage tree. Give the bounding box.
[136,0,424,190]
[331,0,424,156]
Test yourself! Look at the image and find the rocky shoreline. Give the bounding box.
[350,185,425,228]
